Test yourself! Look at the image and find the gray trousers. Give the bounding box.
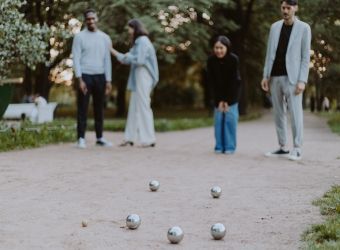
[270,76,303,149]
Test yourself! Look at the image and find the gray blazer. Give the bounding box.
[263,18,311,85]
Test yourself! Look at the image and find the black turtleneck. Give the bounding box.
[207,53,241,107]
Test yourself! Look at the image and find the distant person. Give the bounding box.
[110,19,159,147]
[322,96,330,112]
[34,94,47,107]
[22,94,34,103]
[261,0,311,161]
[72,9,113,149]
[207,36,241,154]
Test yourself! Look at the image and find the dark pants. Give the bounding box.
[77,74,106,139]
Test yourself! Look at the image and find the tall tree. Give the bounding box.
[71,0,233,116]
[299,0,340,107]
[21,0,79,100]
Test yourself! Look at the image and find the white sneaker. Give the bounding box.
[96,138,113,147]
[77,138,87,149]
[288,148,302,161]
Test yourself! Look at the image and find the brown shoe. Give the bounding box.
[119,141,134,147]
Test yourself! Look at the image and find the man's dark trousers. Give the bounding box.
[77,74,106,139]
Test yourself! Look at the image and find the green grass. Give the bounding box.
[0,109,261,152]
[317,112,340,135]
[327,114,340,135]
[0,122,75,152]
[302,186,340,250]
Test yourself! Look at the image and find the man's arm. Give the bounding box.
[295,24,312,95]
[72,34,82,79]
[261,25,273,92]
[72,34,87,95]
[298,24,312,84]
[263,25,274,80]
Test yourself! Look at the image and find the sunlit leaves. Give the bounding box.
[0,0,49,80]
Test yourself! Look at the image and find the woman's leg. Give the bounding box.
[224,103,239,153]
[214,108,224,153]
[135,67,156,144]
[124,91,138,142]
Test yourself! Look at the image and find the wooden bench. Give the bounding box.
[3,102,58,123]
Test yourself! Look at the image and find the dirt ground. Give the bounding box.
[0,111,339,250]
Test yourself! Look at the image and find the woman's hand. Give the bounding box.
[223,102,229,112]
[218,101,225,112]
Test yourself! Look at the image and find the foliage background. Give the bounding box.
[1,0,339,115]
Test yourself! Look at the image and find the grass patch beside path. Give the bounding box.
[0,110,261,152]
[0,122,75,152]
[318,112,340,135]
[327,114,340,135]
[302,186,340,250]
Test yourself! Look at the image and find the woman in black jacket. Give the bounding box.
[207,36,241,154]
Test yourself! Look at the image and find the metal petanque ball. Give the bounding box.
[126,214,141,229]
[167,226,184,244]
[149,180,160,191]
[211,223,226,240]
[211,186,222,198]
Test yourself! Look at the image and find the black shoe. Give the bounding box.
[119,141,134,147]
[96,138,113,147]
[140,143,156,148]
[265,148,289,157]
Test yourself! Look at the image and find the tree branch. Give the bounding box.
[244,0,256,33]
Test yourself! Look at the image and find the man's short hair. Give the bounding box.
[83,9,96,19]
[280,0,298,5]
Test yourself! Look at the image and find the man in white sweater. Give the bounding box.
[72,9,112,148]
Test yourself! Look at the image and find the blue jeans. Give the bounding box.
[214,103,239,153]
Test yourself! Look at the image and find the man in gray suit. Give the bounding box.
[261,0,311,161]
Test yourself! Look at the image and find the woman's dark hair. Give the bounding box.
[214,36,232,54]
[128,19,149,42]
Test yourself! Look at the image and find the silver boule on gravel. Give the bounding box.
[126,214,141,229]
[210,186,222,198]
[211,223,226,240]
[149,180,160,191]
[167,226,184,244]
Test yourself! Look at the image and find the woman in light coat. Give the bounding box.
[110,19,159,147]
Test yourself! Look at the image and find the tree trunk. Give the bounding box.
[23,67,33,96]
[116,80,127,117]
[34,64,51,101]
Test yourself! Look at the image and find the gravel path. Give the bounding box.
[0,112,339,250]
